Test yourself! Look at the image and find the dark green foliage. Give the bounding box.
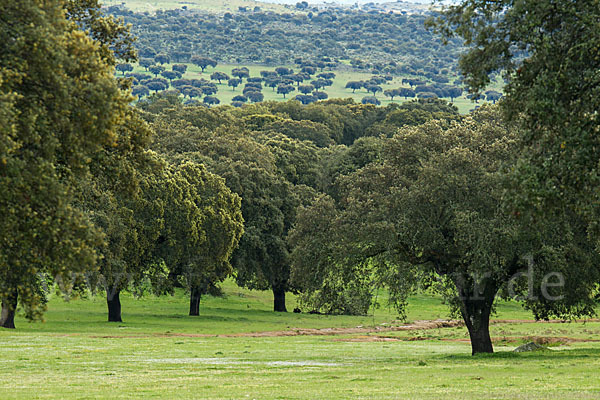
[232,67,250,80]
[191,56,217,72]
[246,91,264,103]
[277,84,295,98]
[362,96,380,105]
[211,72,230,84]
[232,95,248,103]
[312,91,328,100]
[228,78,242,90]
[148,65,165,77]
[116,63,134,75]
[203,96,220,106]
[132,85,150,98]
[345,81,363,93]
[295,95,317,105]
[430,0,600,220]
[298,85,315,95]
[161,70,180,81]
[172,64,187,74]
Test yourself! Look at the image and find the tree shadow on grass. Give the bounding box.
[441,347,600,361]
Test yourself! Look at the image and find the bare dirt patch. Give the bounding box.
[81,318,600,339]
[147,319,464,339]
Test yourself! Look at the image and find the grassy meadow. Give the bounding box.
[2,280,600,399]
[130,62,496,114]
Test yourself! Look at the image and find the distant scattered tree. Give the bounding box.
[298,84,315,94]
[301,66,316,75]
[203,96,220,106]
[418,92,438,99]
[311,79,332,90]
[277,84,296,98]
[161,70,180,81]
[365,84,382,96]
[384,88,401,101]
[171,79,191,88]
[183,87,201,99]
[368,76,386,85]
[132,85,150,97]
[201,85,218,96]
[276,67,294,76]
[467,93,484,103]
[345,81,363,93]
[312,91,328,100]
[228,78,242,90]
[295,94,317,105]
[260,71,278,79]
[232,95,248,103]
[232,67,250,80]
[399,87,416,99]
[266,78,281,91]
[147,81,167,93]
[172,64,188,74]
[211,72,230,84]
[246,91,264,103]
[317,72,335,80]
[448,87,463,102]
[148,65,165,77]
[362,96,380,105]
[290,74,306,86]
[191,56,217,72]
[116,63,134,75]
[485,90,502,104]
[244,82,262,91]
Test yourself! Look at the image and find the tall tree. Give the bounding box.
[429,0,600,220]
[0,0,132,328]
[292,107,599,354]
[79,110,166,322]
[157,163,244,317]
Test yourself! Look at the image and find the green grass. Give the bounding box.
[2,280,600,399]
[132,62,494,114]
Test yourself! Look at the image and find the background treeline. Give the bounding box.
[107,6,464,77]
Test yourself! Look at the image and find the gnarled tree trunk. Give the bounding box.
[106,288,122,322]
[0,289,18,329]
[272,285,287,312]
[189,286,201,316]
[454,275,498,355]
